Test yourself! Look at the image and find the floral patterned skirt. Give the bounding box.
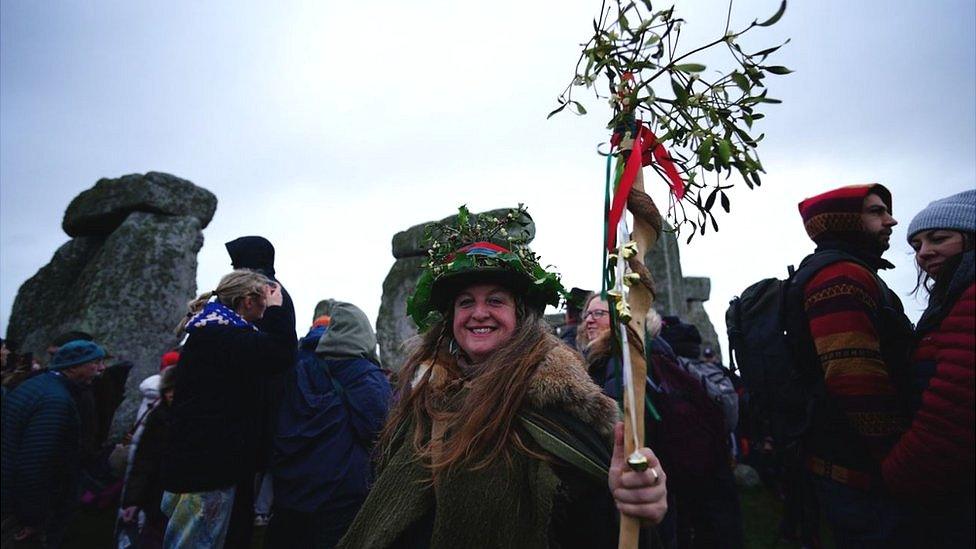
[161,486,236,548]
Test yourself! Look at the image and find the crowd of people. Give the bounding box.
[0,185,972,549]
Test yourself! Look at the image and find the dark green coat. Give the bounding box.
[339,341,622,549]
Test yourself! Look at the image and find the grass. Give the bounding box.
[740,484,833,549]
[61,484,830,548]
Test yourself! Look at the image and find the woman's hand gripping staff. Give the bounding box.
[609,422,667,524]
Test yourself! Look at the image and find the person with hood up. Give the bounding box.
[266,303,392,549]
[225,236,296,330]
[795,183,915,546]
[882,189,975,547]
[224,236,297,543]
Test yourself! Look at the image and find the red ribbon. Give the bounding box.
[647,130,686,201]
[606,123,685,250]
[607,126,646,250]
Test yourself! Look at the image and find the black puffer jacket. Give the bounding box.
[162,305,296,493]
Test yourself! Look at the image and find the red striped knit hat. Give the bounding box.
[798,183,892,243]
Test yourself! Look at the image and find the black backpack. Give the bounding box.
[725,250,886,446]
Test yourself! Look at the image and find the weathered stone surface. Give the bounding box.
[5,237,105,346]
[376,257,425,371]
[391,208,535,259]
[63,172,217,237]
[10,173,213,438]
[645,226,687,317]
[683,277,711,302]
[644,223,721,361]
[377,207,535,371]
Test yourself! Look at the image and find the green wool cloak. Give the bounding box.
[338,342,619,549]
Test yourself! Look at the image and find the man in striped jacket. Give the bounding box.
[796,183,915,547]
[1,340,107,547]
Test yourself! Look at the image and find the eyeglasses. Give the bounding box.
[584,309,610,320]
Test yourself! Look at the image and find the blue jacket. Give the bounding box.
[272,303,392,513]
[1,372,82,527]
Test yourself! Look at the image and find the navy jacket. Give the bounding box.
[1,372,82,527]
[272,303,391,513]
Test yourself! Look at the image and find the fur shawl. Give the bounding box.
[410,335,619,439]
[524,339,619,439]
[338,337,620,549]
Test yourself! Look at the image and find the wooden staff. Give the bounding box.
[617,138,662,549]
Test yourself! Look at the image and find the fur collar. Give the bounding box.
[409,336,619,439]
[524,337,619,439]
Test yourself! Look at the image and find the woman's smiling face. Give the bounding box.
[452,283,518,364]
[583,297,611,341]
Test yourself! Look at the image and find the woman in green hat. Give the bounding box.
[339,207,667,549]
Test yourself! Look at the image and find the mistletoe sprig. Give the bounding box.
[421,204,533,274]
[552,0,790,241]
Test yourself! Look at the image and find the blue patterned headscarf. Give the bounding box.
[185,301,257,333]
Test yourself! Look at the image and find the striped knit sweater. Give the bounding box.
[803,261,909,462]
[0,371,81,528]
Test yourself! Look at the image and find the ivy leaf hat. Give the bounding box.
[406,205,566,331]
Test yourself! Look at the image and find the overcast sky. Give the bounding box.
[2,0,974,357]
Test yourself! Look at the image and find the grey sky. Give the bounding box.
[2,0,974,356]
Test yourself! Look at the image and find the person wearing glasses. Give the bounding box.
[576,293,613,352]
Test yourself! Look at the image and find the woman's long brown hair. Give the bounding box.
[378,298,556,477]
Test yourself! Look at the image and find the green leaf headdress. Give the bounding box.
[406,205,566,331]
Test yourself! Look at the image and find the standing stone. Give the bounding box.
[644,222,721,361]
[376,208,535,372]
[6,172,216,436]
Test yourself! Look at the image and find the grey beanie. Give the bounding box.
[907,189,976,241]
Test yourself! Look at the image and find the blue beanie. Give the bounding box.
[907,189,976,241]
[49,340,106,370]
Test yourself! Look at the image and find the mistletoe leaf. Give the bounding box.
[731,71,750,92]
[671,78,689,105]
[704,188,718,211]
[675,63,706,73]
[547,103,569,119]
[757,0,787,27]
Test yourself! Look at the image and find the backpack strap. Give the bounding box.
[518,408,611,481]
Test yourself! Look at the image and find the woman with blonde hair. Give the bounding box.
[161,269,296,547]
